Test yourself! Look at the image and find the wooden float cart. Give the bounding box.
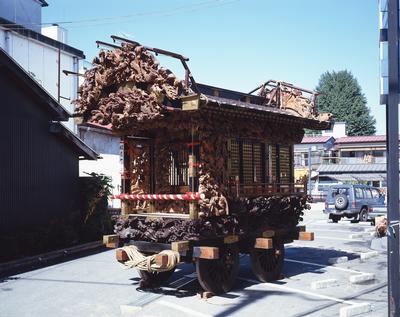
[76,37,331,294]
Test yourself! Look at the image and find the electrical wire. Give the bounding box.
[0,0,239,29]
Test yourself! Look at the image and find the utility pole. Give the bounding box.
[308,147,312,196]
[386,0,400,315]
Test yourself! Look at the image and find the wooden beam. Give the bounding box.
[193,246,219,260]
[297,225,306,232]
[189,201,199,219]
[298,232,314,241]
[254,238,273,249]
[188,155,197,177]
[171,241,190,253]
[116,249,128,262]
[262,230,275,238]
[223,235,239,244]
[155,254,169,268]
[103,234,119,248]
[181,94,200,110]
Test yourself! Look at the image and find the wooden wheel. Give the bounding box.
[138,268,175,287]
[196,245,239,294]
[250,240,284,282]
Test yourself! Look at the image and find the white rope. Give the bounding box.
[120,245,180,272]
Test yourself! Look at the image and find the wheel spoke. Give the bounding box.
[196,246,239,294]
[251,241,284,282]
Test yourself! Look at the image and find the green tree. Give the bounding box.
[316,70,376,136]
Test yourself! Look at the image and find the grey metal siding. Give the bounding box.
[0,69,79,233]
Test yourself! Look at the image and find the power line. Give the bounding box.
[0,0,239,29]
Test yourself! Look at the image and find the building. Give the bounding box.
[0,48,97,233]
[317,135,388,188]
[78,123,122,208]
[0,0,85,133]
[294,122,390,199]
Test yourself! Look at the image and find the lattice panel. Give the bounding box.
[242,141,253,184]
[229,139,240,179]
[253,143,262,183]
[280,145,291,183]
[169,148,189,186]
[268,145,277,181]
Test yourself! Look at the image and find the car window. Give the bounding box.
[331,188,349,197]
[354,187,363,199]
[364,189,372,199]
[371,189,380,199]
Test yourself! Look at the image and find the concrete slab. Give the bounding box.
[328,256,348,264]
[360,251,379,260]
[339,303,372,317]
[311,278,338,289]
[349,273,375,284]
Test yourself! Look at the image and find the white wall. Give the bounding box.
[0,28,79,132]
[78,127,122,208]
[322,122,347,138]
[79,154,122,208]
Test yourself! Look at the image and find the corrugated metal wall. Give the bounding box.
[0,70,79,233]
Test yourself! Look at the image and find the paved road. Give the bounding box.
[0,204,388,317]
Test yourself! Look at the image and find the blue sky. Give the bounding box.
[43,0,383,133]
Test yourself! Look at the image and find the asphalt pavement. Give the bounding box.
[0,203,388,317]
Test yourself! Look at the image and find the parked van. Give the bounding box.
[324,184,386,222]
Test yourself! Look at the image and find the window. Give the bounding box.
[332,187,349,198]
[364,188,373,199]
[268,144,277,182]
[371,188,380,199]
[228,140,293,185]
[355,187,363,199]
[242,141,252,183]
[229,139,240,179]
[169,148,189,187]
[279,145,291,183]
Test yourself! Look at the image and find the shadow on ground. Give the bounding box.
[0,247,109,280]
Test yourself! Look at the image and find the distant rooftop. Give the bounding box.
[335,135,390,144]
[301,134,399,145]
[301,136,333,144]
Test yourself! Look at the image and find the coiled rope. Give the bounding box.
[119,245,180,272]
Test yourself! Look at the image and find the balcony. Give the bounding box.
[321,156,387,165]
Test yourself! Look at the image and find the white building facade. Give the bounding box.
[0,0,83,133]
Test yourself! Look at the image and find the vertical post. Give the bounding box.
[387,0,400,316]
[308,147,312,196]
[189,201,199,220]
[57,48,61,103]
[188,129,199,219]
[188,155,198,219]
[188,154,196,190]
[120,137,130,215]
[185,69,190,89]
[276,145,281,192]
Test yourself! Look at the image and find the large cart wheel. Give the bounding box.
[196,245,239,294]
[138,268,175,287]
[250,240,284,282]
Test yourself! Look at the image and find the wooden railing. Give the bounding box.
[228,183,306,198]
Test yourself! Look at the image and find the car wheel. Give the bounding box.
[359,208,369,222]
[330,214,341,223]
